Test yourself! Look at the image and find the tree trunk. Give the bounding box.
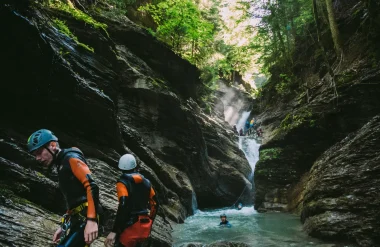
[313,0,321,41]
[276,29,286,58]
[325,0,343,56]
[313,0,339,101]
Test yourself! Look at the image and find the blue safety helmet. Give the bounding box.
[27,129,58,153]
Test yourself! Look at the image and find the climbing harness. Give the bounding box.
[59,214,72,244]
[58,202,94,245]
[68,202,88,215]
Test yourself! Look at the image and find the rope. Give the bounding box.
[230,184,248,208]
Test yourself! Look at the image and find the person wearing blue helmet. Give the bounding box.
[27,129,101,247]
[219,214,232,227]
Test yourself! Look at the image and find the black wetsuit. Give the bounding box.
[56,148,100,247]
[219,220,232,227]
[113,173,159,247]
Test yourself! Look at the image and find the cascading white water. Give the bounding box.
[192,191,198,213]
[237,111,261,180]
[190,111,255,214]
[172,111,337,246]
[239,136,260,180]
[236,111,251,133]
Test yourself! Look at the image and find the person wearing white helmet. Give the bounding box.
[118,154,138,170]
[105,154,159,247]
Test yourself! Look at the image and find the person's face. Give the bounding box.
[221,217,226,222]
[32,142,57,167]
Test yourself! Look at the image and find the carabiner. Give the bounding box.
[58,214,71,244]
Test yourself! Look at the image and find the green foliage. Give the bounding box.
[280,108,315,131]
[275,73,292,95]
[255,168,268,176]
[78,0,258,109]
[53,18,95,53]
[47,0,260,110]
[138,0,257,110]
[336,73,352,85]
[59,47,70,56]
[249,0,314,87]
[200,64,219,85]
[102,0,136,9]
[137,0,256,94]
[139,0,214,64]
[77,42,95,52]
[248,0,317,101]
[249,87,261,98]
[50,1,108,36]
[53,18,73,37]
[260,148,283,161]
[219,44,255,79]
[150,77,169,89]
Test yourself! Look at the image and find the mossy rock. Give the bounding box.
[259,148,283,161]
[0,186,34,206]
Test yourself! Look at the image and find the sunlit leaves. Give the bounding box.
[139,0,214,63]
[249,0,314,72]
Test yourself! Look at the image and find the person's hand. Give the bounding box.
[52,227,63,244]
[104,232,116,247]
[84,220,98,245]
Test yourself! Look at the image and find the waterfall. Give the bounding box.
[191,111,259,214]
[239,136,260,180]
[237,111,261,180]
[236,111,251,133]
[191,191,198,213]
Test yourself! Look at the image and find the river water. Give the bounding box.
[172,112,349,247]
[172,207,340,247]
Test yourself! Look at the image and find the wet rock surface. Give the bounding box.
[0,1,251,246]
[252,1,380,245]
[302,116,380,246]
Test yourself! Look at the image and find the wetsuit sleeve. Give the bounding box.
[112,182,129,233]
[117,182,129,199]
[69,158,99,219]
[149,187,159,221]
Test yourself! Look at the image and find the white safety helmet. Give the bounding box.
[118,154,137,171]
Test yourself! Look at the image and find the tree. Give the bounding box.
[139,0,214,63]
[249,0,313,72]
[325,0,343,56]
[313,0,338,100]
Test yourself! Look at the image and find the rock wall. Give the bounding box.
[0,2,251,246]
[302,115,380,246]
[253,1,380,245]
